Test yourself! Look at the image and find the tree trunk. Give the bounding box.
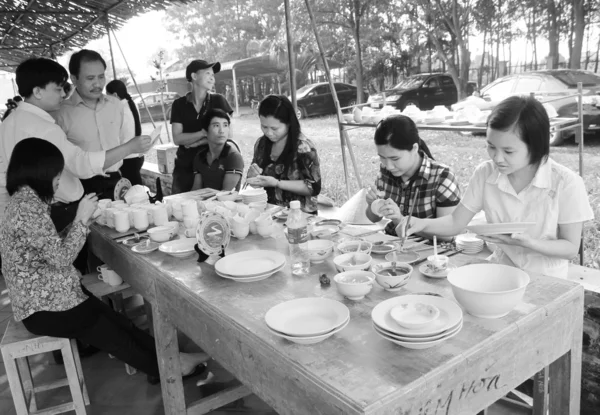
[547,0,560,69]
[570,0,584,69]
[428,40,432,73]
[508,41,512,74]
[353,24,364,103]
[532,4,538,70]
[478,29,487,88]
[568,3,574,67]
[595,33,600,72]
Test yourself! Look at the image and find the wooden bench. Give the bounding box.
[0,318,89,415]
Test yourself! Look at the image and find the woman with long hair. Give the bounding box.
[365,115,461,236]
[246,95,322,213]
[106,79,144,185]
[0,138,210,384]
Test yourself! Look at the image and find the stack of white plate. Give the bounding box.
[455,233,484,254]
[265,297,350,344]
[371,295,463,349]
[240,188,268,205]
[214,250,286,282]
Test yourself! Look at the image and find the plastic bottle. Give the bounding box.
[286,200,310,276]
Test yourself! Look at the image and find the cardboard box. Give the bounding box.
[155,144,178,174]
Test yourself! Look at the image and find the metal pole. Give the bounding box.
[232,68,239,117]
[303,0,363,197]
[577,81,585,266]
[104,16,117,80]
[109,27,157,131]
[284,0,297,109]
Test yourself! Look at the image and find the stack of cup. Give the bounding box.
[105,207,119,229]
[132,209,149,231]
[181,200,199,230]
[114,210,130,233]
[152,203,169,226]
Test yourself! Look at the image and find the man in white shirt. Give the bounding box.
[0,58,152,269]
[54,49,143,197]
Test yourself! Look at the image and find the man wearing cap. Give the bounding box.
[170,59,234,194]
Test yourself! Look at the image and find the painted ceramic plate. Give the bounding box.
[113,178,132,201]
[371,243,398,255]
[195,211,231,256]
[419,264,457,279]
[385,250,420,264]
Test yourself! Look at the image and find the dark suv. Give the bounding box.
[367,73,477,110]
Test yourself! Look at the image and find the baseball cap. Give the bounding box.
[185,60,221,81]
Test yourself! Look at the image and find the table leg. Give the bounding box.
[153,301,186,415]
[533,368,548,415]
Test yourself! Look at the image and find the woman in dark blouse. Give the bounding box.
[246,95,321,213]
[0,138,210,384]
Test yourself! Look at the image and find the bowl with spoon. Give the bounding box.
[372,262,413,291]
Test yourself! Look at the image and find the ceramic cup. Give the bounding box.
[132,209,149,231]
[98,199,112,209]
[96,265,123,286]
[114,210,130,233]
[104,208,119,229]
[181,200,198,219]
[152,205,169,226]
[183,217,198,229]
[427,254,449,272]
[231,217,250,239]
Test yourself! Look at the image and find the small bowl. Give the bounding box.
[372,262,413,291]
[304,240,334,264]
[447,264,530,319]
[310,225,340,240]
[334,270,375,300]
[427,254,449,273]
[147,225,176,242]
[216,191,238,202]
[390,302,440,330]
[333,252,372,272]
[337,240,373,255]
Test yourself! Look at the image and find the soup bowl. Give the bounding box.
[334,270,375,300]
[333,252,372,272]
[371,262,413,292]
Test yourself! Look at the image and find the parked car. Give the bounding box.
[133,92,180,124]
[367,73,477,111]
[477,69,600,145]
[294,82,369,119]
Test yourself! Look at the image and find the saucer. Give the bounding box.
[419,263,457,279]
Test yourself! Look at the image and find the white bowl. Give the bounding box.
[333,252,372,273]
[158,238,197,258]
[337,240,373,255]
[147,225,176,242]
[371,262,413,291]
[447,264,530,319]
[166,221,180,234]
[389,302,440,330]
[216,191,238,202]
[268,318,350,345]
[334,270,375,300]
[304,240,334,264]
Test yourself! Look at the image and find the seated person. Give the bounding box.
[365,115,461,236]
[191,109,243,191]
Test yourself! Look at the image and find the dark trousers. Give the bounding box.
[80,172,121,200]
[22,287,159,377]
[120,156,145,186]
[50,201,88,274]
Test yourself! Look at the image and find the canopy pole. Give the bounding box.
[284,0,297,108]
[109,27,159,135]
[104,16,117,80]
[303,0,362,198]
[232,68,239,117]
[577,81,584,266]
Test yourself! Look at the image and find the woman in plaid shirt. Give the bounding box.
[365,115,461,236]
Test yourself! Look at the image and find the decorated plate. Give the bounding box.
[385,250,420,264]
[113,178,132,201]
[196,211,231,256]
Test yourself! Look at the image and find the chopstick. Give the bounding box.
[399,189,420,249]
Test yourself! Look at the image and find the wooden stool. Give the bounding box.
[1,318,89,415]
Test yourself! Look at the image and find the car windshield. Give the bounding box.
[552,71,600,87]
[392,75,428,90]
[296,85,314,98]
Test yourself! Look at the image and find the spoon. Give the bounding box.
[433,235,438,257]
[390,261,397,276]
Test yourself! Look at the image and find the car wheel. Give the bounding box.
[402,100,419,110]
[296,107,306,120]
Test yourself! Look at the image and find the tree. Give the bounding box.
[570,0,585,69]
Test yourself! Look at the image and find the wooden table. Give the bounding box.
[89,196,585,415]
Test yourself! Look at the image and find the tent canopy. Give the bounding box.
[0,0,195,71]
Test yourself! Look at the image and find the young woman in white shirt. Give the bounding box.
[403,96,594,279]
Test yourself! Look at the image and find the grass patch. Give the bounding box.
[144,115,600,269]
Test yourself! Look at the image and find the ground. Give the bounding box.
[142,113,600,269]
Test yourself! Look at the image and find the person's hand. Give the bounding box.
[129,135,153,153]
[397,217,428,237]
[365,186,378,206]
[247,163,263,179]
[246,175,278,188]
[379,199,402,223]
[476,233,533,248]
[75,193,99,226]
[184,130,208,148]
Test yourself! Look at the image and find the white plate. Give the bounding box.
[159,238,197,258]
[265,297,350,337]
[466,222,535,235]
[371,295,462,337]
[311,225,340,237]
[216,262,286,281]
[215,250,286,278]
[455,234,483,244]
[370,243,399,255]
[240,188,267,196]
[373,318,462,342]
[373,321,462,349]
[131,241,160,254]
[268,317,350,345]
[419,263,457,279]
[385,251,420,264]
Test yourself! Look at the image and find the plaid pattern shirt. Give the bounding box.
[376,152,461,235]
